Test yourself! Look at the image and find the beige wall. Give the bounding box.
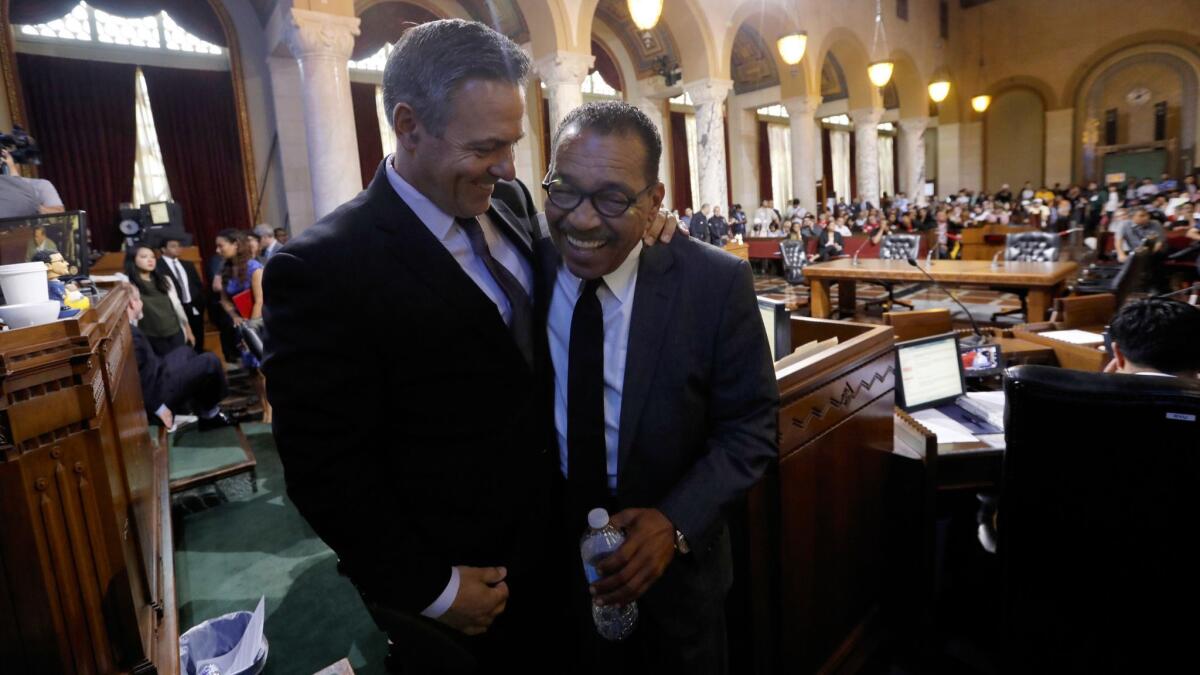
[985,88,1044,190]
[1097,61,1183,145]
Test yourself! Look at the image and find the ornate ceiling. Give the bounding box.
[731,24,779,95]
[458,0,529,44]
[821,54,848,101]
[594,0,680,80]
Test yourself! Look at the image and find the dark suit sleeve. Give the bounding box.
[657,260,778,546]
[131,326,164,417]
[263,249,452,613]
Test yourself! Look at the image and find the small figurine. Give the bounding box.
[30,250,89,317]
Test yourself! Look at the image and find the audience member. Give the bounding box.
[708,205,729,245]
[124,282,233,430]
[215,229,264,360]
[1103,298,1200,378]
[691,203,712,244]
[124,244,194,356]
[158,236,206,354]
[255,224,282,259]
[274,227,290,246]
[23,224,58,260]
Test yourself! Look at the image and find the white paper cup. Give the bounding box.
[0,262,50,304]
[0,300,60,328]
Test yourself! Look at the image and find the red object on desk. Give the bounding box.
[232,289,252,318]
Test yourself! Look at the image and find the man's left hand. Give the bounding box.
[591,508,676,607]
[644,209,685,246]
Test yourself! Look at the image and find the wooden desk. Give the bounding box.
[895,408,1004,491]
[1011,325,1109,372]
[802,259,1078,322]
[723,241,749,260]
[0,286,177,673]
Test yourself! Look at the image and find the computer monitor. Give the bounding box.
[895,332,966,411]
[961,342,1004,378]
[757,296,792,361]
[0,210,89,277]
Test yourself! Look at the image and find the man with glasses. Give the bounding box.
[542,100,778,674]
[263,20,677,674]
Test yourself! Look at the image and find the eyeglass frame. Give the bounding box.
[540,175,658,218]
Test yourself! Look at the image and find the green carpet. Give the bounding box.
[169,426,253,483]
[172,422,388,674]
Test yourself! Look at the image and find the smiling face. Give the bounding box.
[544,128,664,280]
[395,79,524,219]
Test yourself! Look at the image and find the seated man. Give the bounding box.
[1103,298,1200,379]
[125,283,234,429]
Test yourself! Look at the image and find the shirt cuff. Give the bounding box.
[420,566,460,619]
[155,404,169,418]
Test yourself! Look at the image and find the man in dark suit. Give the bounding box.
[125,283,232,430]
[540,101,778,673]
[689,203,710,243]
[158,235,206,353]
[263,20,675,674]
[708,205,729,246]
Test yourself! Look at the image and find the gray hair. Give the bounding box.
[253,224,274,238]
[382,19,530,137]
[552,101,662,184]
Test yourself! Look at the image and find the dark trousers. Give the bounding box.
[182,300,205,353]
[146,331,185,358]
[208,295,240,362]
[161,347,227,415]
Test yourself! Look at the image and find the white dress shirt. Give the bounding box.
[384,156,533,619]
[161,255,192,305]
[385,157,532,325]
[547,242,643,493]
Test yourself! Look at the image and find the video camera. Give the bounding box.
[0,125,41,174]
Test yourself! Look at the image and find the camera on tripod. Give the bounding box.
[0,125,41,174]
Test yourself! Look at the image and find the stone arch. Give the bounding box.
[355,0,465,20]
[889,49,927,118]
[729,23,779,96]
[984,86,1046,191]
[815,27,875,111]
[723,0,811,98]
[1071,39,1200,182]
[983,74,1058,111]
[587,0,682,84]
[589,20,639,96]
[514,0,569,55]
[576,0,718,83]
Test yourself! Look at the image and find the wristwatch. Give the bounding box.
[673,528,691,555]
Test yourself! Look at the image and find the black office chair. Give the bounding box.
[990,231,1061,323]
[1000,365,1200,673]
[1071,246,1150,307]
[779,239,808,285]
[863,233,922,313]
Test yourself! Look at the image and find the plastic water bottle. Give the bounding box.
[580,508,639,641]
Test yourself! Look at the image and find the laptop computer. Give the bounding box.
[895,332,1004,435]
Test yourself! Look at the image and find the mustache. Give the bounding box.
[551,221,617,243]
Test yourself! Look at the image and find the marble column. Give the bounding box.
[898,116,930,206]
[633,96,672,199]
[281,8,362,220]
[535,51,594,137]
[851,107,884,207]
[783,94,822,214]
[684,78,734,211]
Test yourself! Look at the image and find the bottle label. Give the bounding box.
[582,552,610,585]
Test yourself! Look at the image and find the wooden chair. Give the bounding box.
[1048,293,1116,329]
[884,308,953,342]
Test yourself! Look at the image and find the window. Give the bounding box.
[18,2,223,55]
[350,44,390,72]
[132,68,172,206]
[581,71,619,97]
[669,91,694,106]
[878,122,896,132]
[821,114,852,127]
[757,104,789,120]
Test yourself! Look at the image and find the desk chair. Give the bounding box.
[863,234,922,312]
[779,239,808,285]
[990,232,1061,324]
[1071,246,1149,306]
[1000,365,1200,672]
[884,307,952,342]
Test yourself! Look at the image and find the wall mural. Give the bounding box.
[821,53,848,101]
[731,24,779,95]
[595,0,680,80]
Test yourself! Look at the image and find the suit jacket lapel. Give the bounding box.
[617,244,678,478]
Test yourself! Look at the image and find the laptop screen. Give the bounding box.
[895,333,966,411]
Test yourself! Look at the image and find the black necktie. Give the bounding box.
[568,278,608,527]
[165,258,188,304]
[456,217,533,367]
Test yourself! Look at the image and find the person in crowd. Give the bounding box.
[817,219,845,261]
[1103,298,1200,379]
[255,224,282,259]
[691,203,712,244]
[994,183,1014,205]
[830,215,852,237]
[124,243,194,357]
[681,207,693,227]
[1158,172,1179,193]
[1183,174,1197,196]
[752,200,774,233]
[158,235,206,354]
[246,230,263,263]
[783,197,801,221]
[1135,177,1160,200]
[729,203,747,238]
[216,228,264,366]
[124,282,234,430]
[262,19,677,673]
[708,205,729,246]
[766,220,783,237]
[23,224,58,260]
[0,150,63,218]
[1019,182,1035,202]
[1117,207,1165,262]
[207,232,240,363]
[274,226,290,246]
[542,100,777,674]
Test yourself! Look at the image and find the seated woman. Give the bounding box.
[125,244,194,357]
[216,228,271,423]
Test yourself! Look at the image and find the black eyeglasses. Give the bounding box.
[541,178,655,218]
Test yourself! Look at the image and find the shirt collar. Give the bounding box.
[385,154,456,241]
[560,240,643,306]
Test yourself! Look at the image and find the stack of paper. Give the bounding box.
[910,409,978,443]
[776,337,839,370]
[956,391,1006,430]
[1040,329,1105,345]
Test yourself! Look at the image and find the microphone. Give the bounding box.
[925,249,935,268]
[906,256,987,347]
[990,250,1004,269]
[851,237,872,266]
[1152,283,1200,303]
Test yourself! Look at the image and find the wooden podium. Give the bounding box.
[0,286,178,674]
[731,317,926,673]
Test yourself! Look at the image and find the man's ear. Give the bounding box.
[392,103,421,151]
[1111,341,1127,371]
[647,182,666,223]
